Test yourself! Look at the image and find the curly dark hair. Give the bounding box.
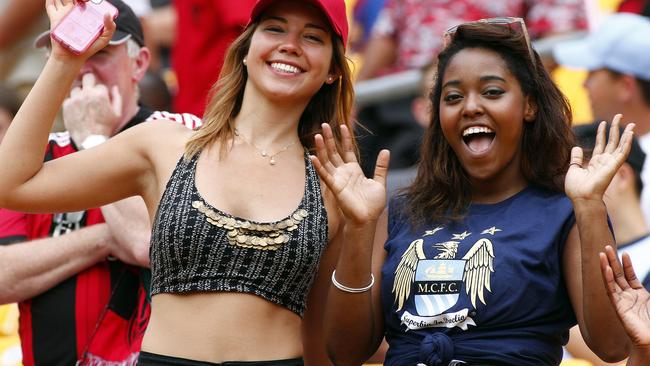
[403,21,576,225]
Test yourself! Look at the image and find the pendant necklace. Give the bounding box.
[234,128,300,165]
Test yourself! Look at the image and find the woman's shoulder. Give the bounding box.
[122,118,194,146]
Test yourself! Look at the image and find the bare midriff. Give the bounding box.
[141,292,303,362]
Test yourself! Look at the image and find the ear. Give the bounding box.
[618,74,639,103]
[524,96,537,123]
[131,47,151,83]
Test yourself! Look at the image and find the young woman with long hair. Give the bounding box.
[312,18,634,366]
[0,0,354,364]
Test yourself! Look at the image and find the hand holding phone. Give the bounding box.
[51,0,119,55]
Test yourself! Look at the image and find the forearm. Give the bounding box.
[574,199,630,360]
[101,196,151,267]
[0,57,82,203]
[325,223,381,365]
[0,224,112,304]
[0,0,44,49]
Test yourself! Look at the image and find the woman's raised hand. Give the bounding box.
[310,124,389,225]
[565,114,635,202]
[45,0,116,61]
[600,246,650,348]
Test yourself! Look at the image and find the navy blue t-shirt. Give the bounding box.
[381,186,577,366]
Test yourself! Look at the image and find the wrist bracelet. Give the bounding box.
[331,270,375,293]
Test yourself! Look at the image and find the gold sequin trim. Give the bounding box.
[192,201,309,250]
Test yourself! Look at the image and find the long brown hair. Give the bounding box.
[184,21,356,159]
[404,22,575,225]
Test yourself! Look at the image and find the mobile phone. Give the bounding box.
[51,0,119,55]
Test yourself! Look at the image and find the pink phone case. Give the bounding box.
[51,1,119,55]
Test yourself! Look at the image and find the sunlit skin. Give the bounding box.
[439,47,535,203]
[244,0,335,108]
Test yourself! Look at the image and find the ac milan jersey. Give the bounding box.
[0,106,201,366]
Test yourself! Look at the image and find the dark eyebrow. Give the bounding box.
[442,75,507,89]
[442,80,460,89]
[264,15,329,33]
[480,75,507,83]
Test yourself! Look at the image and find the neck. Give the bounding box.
[470,154,528,204]
[235,84,308,146]
[607,195,650,244]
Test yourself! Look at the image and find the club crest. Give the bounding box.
[393,228,497,330]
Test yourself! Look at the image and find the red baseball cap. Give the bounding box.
[249,0,349,48]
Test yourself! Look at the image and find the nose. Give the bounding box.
[278,32,303,56]
[462,92,484,118]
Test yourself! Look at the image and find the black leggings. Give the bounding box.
[137,351,304,366]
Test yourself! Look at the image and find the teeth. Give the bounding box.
[462,126,494,137]
[270,62,301,74]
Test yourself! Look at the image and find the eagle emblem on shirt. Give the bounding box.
[393,229,496,316]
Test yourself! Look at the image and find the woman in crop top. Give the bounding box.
[0,0,354,364]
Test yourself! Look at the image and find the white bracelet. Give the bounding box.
[331,270,375,293]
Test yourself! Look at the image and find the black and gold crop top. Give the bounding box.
[149,152,328,316]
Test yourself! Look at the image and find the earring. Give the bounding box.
[326,76,334,84]
[243,58,247,66]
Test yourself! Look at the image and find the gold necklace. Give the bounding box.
[234,128,300,165]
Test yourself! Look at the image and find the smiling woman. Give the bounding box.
[311,18,636,366]
[0,0,355,365]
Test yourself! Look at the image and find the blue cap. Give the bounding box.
[553,13,650,80]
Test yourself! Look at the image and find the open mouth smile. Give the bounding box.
[462,126,496,154]
[269,62,303,75]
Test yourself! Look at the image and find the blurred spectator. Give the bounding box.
[140,0,175,72]
[172,0,257,117]
[553,13,650,226]
[617,0,650,16]
[350,0,387,53]
[563,122,650,366]
[0,0,48,99]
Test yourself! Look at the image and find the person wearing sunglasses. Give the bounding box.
[313,18,633,366]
